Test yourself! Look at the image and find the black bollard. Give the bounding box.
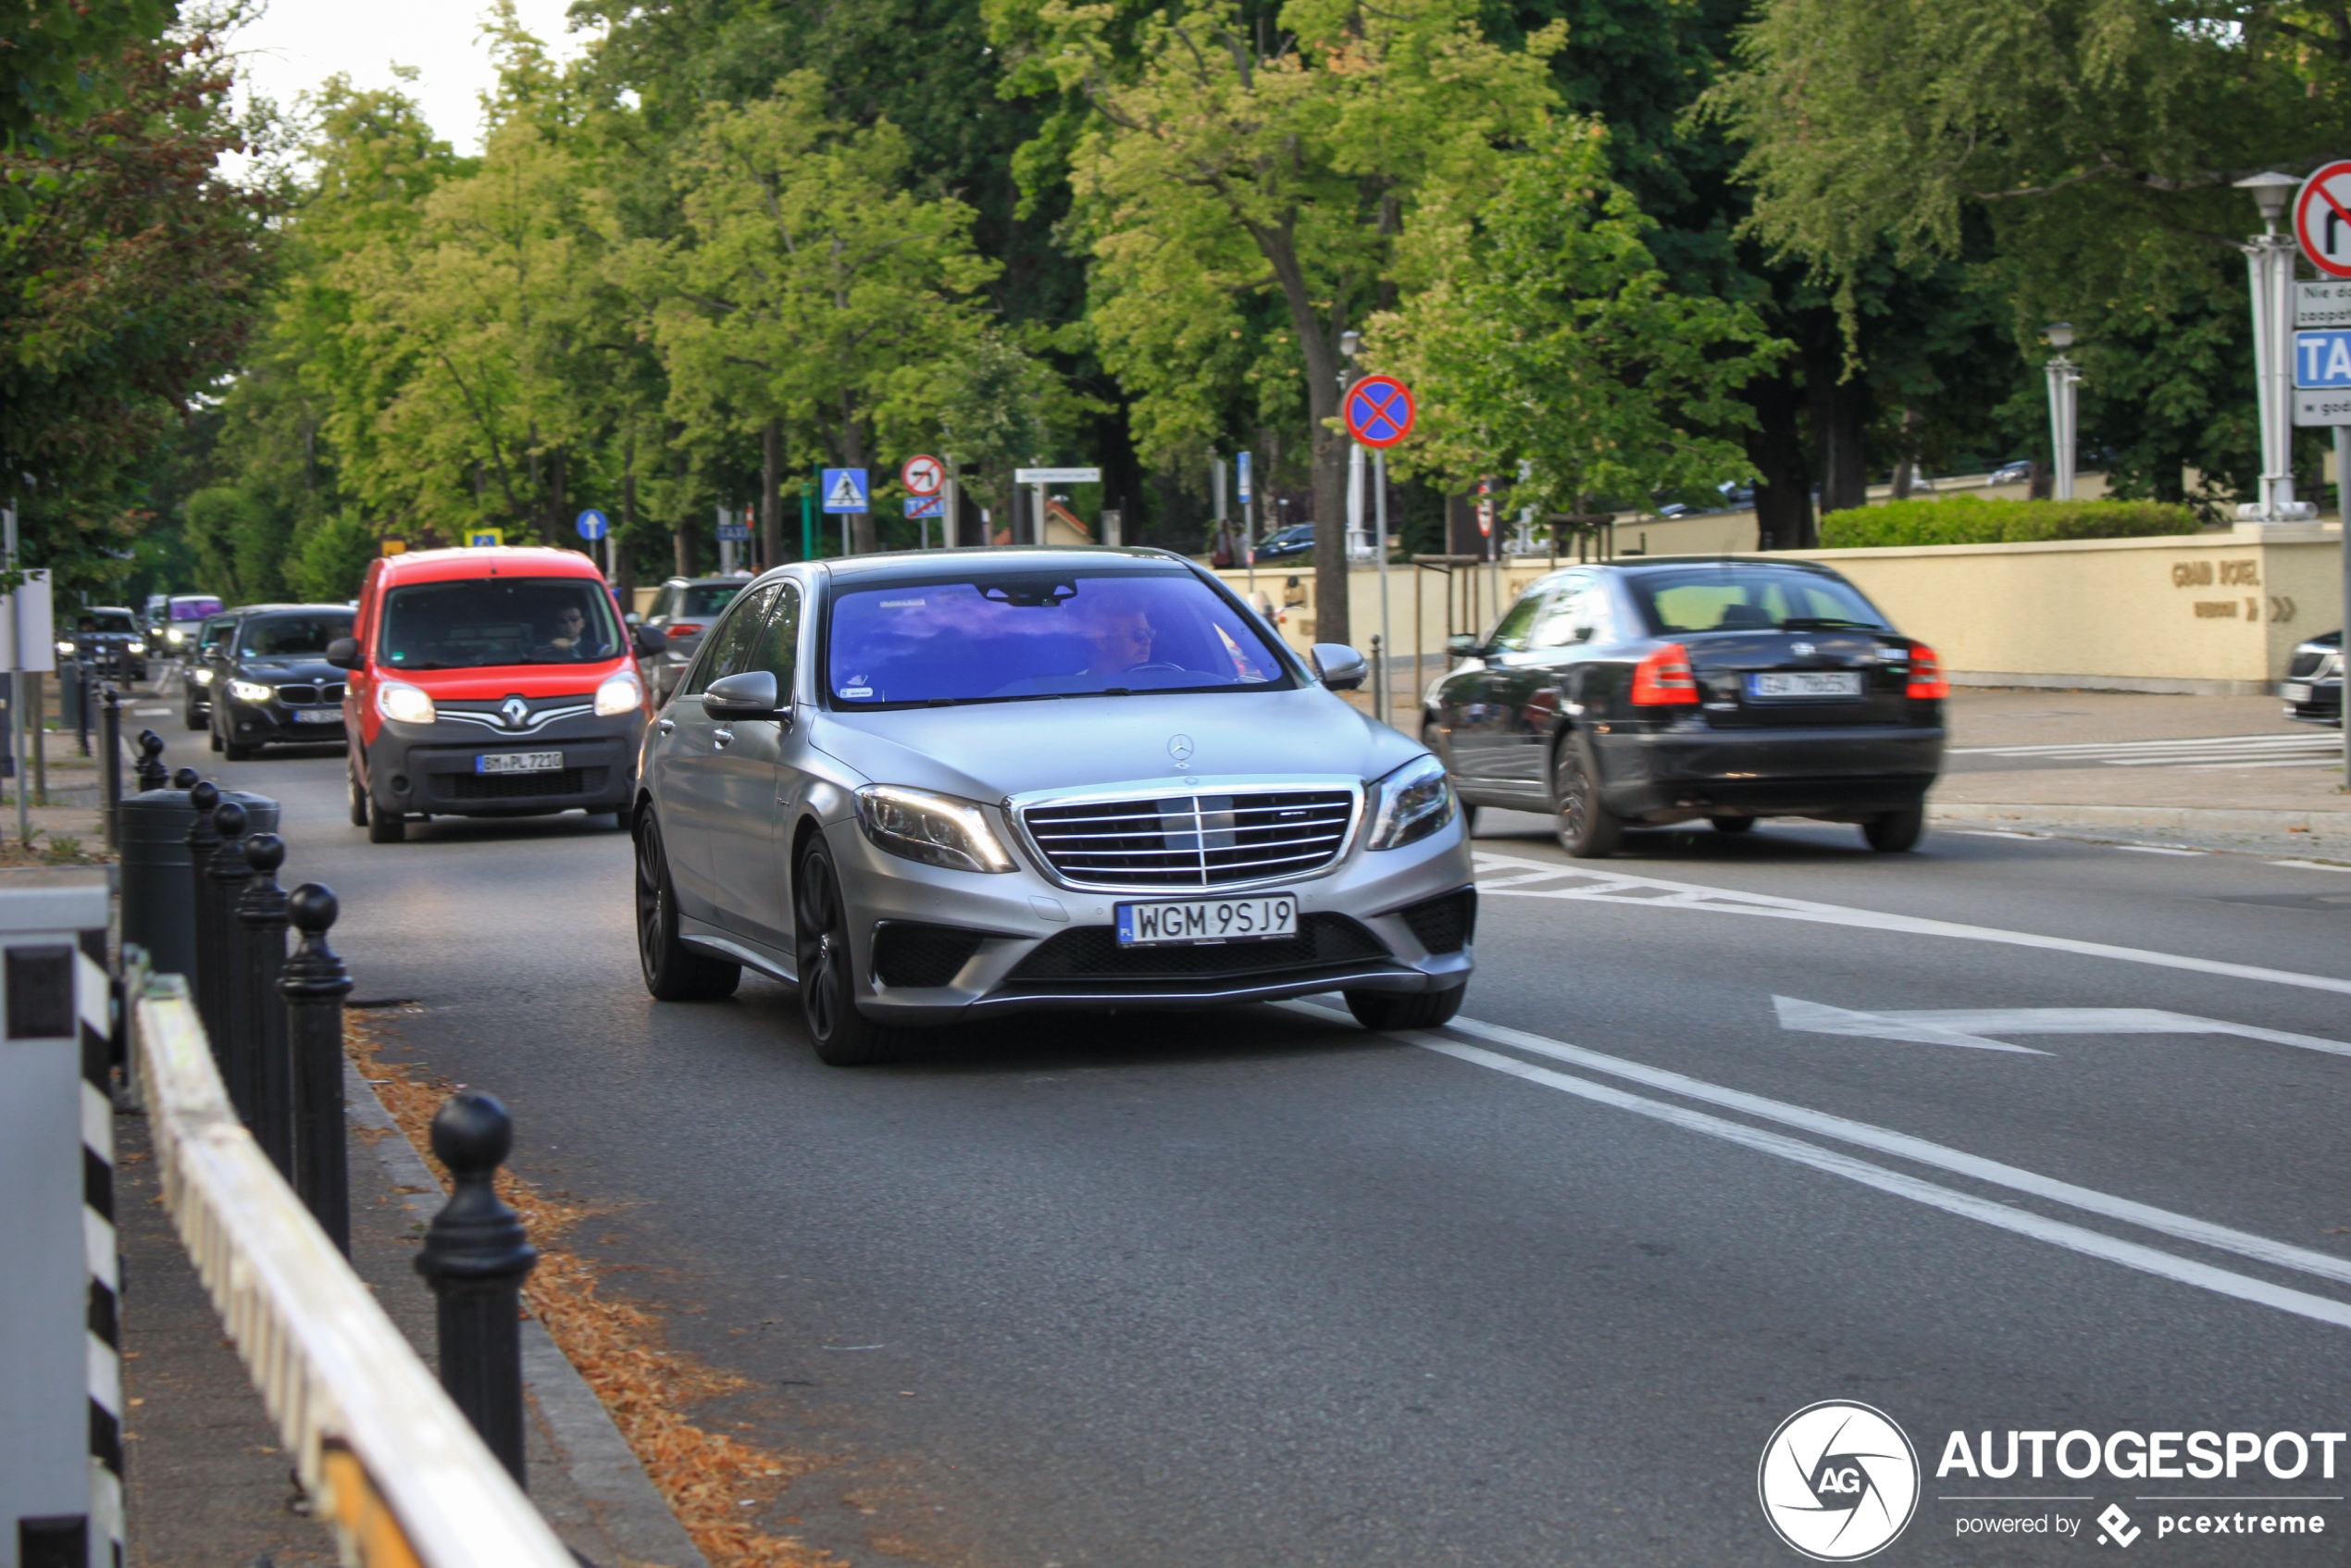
[101,686,122,847]
[415,1090,538,1480]
[185,780,224,1041]
[75,659,91,757]
[171,766,199,791]
[135,730,168,792]
[207,799,256,1121]
[239,834,293,1176]
[282,884,352,1254]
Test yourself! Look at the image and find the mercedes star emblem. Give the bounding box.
[1167,733,1195,765]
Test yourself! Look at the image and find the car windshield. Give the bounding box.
[826,568,1294,707]
[199,619,236,649]
[379,578,622,670]
[83,612,136,634]
[1628,566,1889,635]
[170,598,223,621]
[680,584,744,617]
[238,613,354,657]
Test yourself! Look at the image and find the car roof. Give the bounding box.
[815,545,1188,580]
[235,604,357,616]
[1601,554,1854,577]
[375,546,607,585]
[665,575,754,586]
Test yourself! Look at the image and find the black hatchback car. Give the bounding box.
[207,604,356,759]
[1424,557,1947,856]
[2282,630,2342,727]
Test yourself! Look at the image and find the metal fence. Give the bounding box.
[130,970,575,1567]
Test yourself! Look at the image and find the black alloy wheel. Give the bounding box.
[793,838,900,1066]
[634,810,740,1001]
[1344,983,1468,1032]
[1550,734,1623,859]
[347,765,369,828]
[182,697,203,730]
[365,789,405,843]
[1862,806,1925,852]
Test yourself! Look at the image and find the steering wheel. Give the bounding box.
[1126,661,1188,675]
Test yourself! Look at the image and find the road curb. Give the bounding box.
[343,1061,711,1568]
[1928,801,2351,839]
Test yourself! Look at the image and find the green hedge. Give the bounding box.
[1818,496,2201,549]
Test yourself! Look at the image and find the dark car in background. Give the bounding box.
[155,593,225,659]
[56,606,148,680]
[182,611,249,728]
[1424,557,1947,856]
[2283,630,2343,728]
[207,605,355,759]
[1252,524,1314,563]
[638,576,750,703]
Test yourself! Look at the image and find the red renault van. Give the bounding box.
[330,546,649,842]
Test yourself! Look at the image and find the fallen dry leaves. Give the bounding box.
[345,1014,843,1568]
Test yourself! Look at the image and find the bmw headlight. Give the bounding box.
[854,785,1015,874]
[593,671,643,716]
[377,681,436,724]
[228,678,274,703]
[1365,753,1454,851]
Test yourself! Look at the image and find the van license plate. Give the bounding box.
[1748,671,1862,699]
[477,751,562,774]
[1116,894,1298,947]
[2283,682,2313,703]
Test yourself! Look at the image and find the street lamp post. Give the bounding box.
[2043,323,2082,503]
[1340,330,1369,565]
[2233,172,2316,524]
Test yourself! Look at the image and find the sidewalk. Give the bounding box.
[118,1063,707,1567]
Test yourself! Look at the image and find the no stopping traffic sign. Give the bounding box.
[1344,376,1415,448]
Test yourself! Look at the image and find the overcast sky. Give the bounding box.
[225,0,587,154]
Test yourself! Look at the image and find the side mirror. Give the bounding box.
[324,637,359,669]
[702,668,782,721]
[635,623,669,657]
[1310,642,1366,692]
[1445,633,1483,660]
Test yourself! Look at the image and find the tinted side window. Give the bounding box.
[683,584,776,697]
[1486,586,1548,653]
[745,583,801,691]
[1527,579,1592,650]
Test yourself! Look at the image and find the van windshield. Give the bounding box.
[379,578,621,670]
[170,598,223,621]
[826,568,1293,707]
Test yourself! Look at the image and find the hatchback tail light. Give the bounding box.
[665,622,704,640]
[1630,642,1700,705]
[1906,642,1948,699]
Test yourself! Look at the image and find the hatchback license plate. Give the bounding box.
[1116,894,1298,947]
[2283,682,2314,703]
[476,751,562,775]
[1748,671,1862,699]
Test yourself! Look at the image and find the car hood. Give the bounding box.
[808,687,1425,802]
[237,658,346,683]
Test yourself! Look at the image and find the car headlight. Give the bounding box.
[228,678,275,703]
[854,784,1016,874]
[192,667,214,684]
[54,640,73,655]
[127,641,145,653]
[378,681,436,724]
[167,628,188,643]
[593,671,643,716]
[1365,753,1455,851]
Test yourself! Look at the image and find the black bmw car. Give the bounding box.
[207,604,356,760]
[1424,557,1947,856]
[2282,630,2342,728]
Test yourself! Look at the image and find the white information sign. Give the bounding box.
[1013,467,1101,485]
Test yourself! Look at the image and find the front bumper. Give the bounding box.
[1594,722,1943,822]
[2283,678,2342,728]
[365,712,644,817]
[220,697,347,747]
[823,805,1475,1026]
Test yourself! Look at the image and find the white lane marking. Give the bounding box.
[132,706,169,716]
[1287,1001,2351,1322]
[2269,860,2351,874]
[1952,734,2335,760]
[2111,844,2205,855]
[1949,829,2045,840]
[1470,850,2351,998]
[1414,1035,2351,1332]
[1773,995,2351,1060]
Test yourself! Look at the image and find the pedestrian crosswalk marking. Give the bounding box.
[1948,732,2341,770]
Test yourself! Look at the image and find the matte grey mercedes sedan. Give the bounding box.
[631,547,1474,1064]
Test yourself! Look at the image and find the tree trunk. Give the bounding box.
[1889,408,1920,500]
[1741,365,1816,550]
[549,447,568,547]
[1252,221,1351,648]
[671,447,694,577]
[616,431,639,604]
[1803,339,1870,519]
[2027,459,2053,500]
[842,401,875,554]
[759,421,784,570]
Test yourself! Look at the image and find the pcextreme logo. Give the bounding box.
[1760,1401,1922,1561]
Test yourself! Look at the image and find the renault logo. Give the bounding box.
[1167,733,1194,765]
[501,696,531,729]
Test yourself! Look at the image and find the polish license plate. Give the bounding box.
[292,707,342,724]
[1116,894,1298,947]
[476,751,562,774]
[2283,682,2313,703]
[1748,671,1863,699]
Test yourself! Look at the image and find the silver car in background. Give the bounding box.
[632,547,1474,1064]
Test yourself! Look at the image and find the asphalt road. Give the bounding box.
[139,696,2351,1567]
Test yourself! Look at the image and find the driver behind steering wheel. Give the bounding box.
[1080,591,1157,676]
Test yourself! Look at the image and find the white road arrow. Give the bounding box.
[1773,995,2351,1061]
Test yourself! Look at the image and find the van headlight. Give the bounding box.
[228,678,274,703]
[167,627,188,643]
[126,641,145,654]
[594,671,643,716]
[1365,753,1454,851]
[854,785,1016,874]
[377,681,436,724]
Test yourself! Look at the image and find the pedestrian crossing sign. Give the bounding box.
[468,529,504,548]
[821,468,870,514]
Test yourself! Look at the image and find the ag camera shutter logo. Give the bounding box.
[1759,1400,1920,1561]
